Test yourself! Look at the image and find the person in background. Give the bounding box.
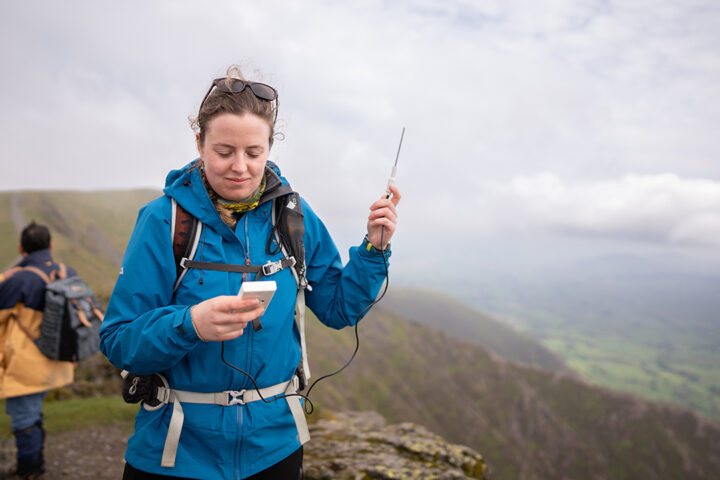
[0,222,77,479]
[100,65,401,479]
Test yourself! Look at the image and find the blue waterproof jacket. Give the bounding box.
[100,161,389,479]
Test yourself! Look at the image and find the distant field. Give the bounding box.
[510,307,720,421]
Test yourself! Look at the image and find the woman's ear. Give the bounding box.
[196,133,202,155]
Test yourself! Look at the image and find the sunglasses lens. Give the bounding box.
[214,79,232,93]
[230,80,248,94]
[250,83,277,101]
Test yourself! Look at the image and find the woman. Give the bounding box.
[99,66,400,480]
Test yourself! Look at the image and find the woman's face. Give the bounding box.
[197,113,271,201]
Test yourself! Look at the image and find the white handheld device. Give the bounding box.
[237,280,277,308]
[238,281,277,331]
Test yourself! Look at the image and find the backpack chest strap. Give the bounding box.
[154,376,309,468]
[180,256,296,278]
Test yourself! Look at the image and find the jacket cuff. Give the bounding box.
[173,306,201,344]
[360,235,391,258]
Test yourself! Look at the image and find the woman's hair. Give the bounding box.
[191,65,278,148]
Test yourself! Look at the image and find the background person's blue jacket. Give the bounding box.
[100,161,389,479]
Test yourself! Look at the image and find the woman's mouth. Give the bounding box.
[226,177,249,185]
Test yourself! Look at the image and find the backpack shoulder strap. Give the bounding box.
[272,192,307,287]
[24,262,66,283]
[171,198,202,294]
[56,262,67,280]
[24,261,67,283]
[271,193,311,388]
[22,266,51,284]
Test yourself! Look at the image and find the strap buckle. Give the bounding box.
[156,386,171,404]
[262,256,296,276]
[228,390,246,406]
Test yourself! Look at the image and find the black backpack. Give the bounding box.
[24,264,104,362]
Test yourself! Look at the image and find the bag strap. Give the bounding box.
[8,305,36,343]
[56,262,67,280]
[22,266,51,284]
[271,195,311,388]
[21,262,66,284]
[171,199,202,294]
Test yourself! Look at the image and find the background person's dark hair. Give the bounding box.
[21,221,51,254]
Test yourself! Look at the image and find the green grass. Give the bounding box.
[511,307,720,421]
[0,396,137,440]
[0,194,20,269]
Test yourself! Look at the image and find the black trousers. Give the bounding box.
[122,447,303,480]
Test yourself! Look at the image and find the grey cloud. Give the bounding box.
[1,0,719,261]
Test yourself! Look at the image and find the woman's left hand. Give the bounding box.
[366,185,401,250]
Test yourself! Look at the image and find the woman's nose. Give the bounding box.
[230,155,248,173]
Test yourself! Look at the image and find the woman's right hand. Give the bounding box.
[190,295,265,342]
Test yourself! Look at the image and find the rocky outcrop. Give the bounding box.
[304,411,488,479]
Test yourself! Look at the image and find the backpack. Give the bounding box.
[23,264,104,362]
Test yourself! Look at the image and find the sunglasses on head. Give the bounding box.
[199,77,278,112]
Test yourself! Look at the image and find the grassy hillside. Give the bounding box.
[0,190,159,303]
[0,194,20,269]
[305,306,720,480]
[382,287,571,374]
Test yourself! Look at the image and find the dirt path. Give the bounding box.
[10,193,24,232]
[1,424,130,479]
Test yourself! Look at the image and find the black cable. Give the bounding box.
[219,225,390,415]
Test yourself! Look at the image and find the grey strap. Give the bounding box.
[154,377,307,468]
[285,377,310,444]
[161,391,184,468]
[295,289,310,383]
[271,199,311,387]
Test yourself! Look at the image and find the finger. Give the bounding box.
[217,296,260,313]
[386,185,402,206]
[368,206,398,223]
[369,200,398,219]
[210,305,264,326]
[368,217,397,232]
[216,327,245,342]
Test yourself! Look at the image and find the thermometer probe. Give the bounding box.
[386,127,405,198]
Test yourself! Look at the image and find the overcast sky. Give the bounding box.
[2,0,720,271]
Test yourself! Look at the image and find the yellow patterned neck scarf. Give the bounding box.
[216,174,267,213]
[200,166,267,227]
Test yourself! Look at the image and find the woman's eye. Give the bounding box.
[217,151,233,158]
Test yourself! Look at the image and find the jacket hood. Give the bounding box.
[162,160,292,232]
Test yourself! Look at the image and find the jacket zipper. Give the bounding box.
[237,214,252,479]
